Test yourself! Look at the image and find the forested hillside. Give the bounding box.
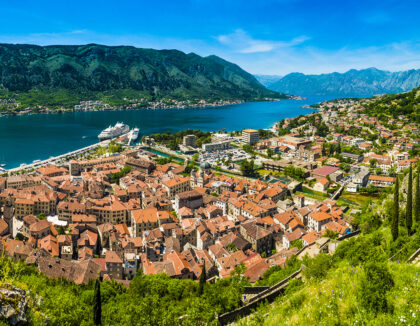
[0,43,286,108]
[364,85,420,122]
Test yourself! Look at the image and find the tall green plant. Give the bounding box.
[415,165,420,223]
[93,279,102,325]
[392,177,399,241]
[406,165,413,233]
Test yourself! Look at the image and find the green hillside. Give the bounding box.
[239,257,419,325]
[0,43,286,108]
[364,85,420,123]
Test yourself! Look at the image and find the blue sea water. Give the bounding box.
[0,95,337,168]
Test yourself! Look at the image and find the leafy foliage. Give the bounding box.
[364,85,420,122]
[358,262,394,314]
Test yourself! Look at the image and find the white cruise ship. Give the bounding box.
[131,128,139,141]
[98,122,130,140]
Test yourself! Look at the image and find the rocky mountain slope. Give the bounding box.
[257,68,420,97]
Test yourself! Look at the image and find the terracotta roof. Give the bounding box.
[105,251,123,264]
[131,207,158,224]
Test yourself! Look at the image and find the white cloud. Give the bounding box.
[216,29,309,53]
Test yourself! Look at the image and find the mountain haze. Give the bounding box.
[0,43,285,101]
[258,68,420,97]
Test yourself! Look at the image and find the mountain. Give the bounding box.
[254,74,283,87]
[262,68,420,97]
[0,43,285,103]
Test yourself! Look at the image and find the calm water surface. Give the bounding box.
[0,96,337,168]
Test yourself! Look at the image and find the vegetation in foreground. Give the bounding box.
[0,256,249,326]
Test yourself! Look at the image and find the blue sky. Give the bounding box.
[0,0,419,75]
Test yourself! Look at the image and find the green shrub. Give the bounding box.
[358,262,394,314]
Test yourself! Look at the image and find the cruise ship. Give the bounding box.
[131,128,139,141]
[98,122,130,140]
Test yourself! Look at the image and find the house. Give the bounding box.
[308,211,333,232]
[239,220,274,254]
[302,230,320,246]
[105,251,124,280]
[282,229,305,249]
[368,175,395,188]
[174,190,203,212]
[131,207,159,237]
[313,178,330,193]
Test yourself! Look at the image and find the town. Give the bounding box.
[0,95,418,289]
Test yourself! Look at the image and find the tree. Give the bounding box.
[198,262,206,295]
[416,165,420,223]
[358,262,394,314]
[406,165,413,233]
[240,160,254,176]
[93,279,102,325]
[266,148,274,158]
[369,159,377,168]
[392,177,399,241]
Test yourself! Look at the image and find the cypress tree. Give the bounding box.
[416,166,420,223]
[406,165,413,233]
[93,279,102,325]
[198,262,206,295]
[392,177,399,241]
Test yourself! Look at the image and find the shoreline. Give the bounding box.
[0,97,295,118]
[0,97,324,170]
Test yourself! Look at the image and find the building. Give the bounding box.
[311,166,339,179]
[162,176,191,199]
[125,158,155,174]
[175,190,203,213]
[308,212,332,232]
[352,170,370,187]
[69,156,121,176]
[202,140,231,152]
[242,129,259,145]
[182,135,197,147]
[368,175,396,188]
[341,152,364,163]
[313,178,330,193]
[131,207,159,237]
[239,220,274,254]
[105,251,124,280]
[276,136,312,150]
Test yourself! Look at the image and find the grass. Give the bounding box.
[237,261,420,326]
[297,187,329,201]
[341,192,379,206]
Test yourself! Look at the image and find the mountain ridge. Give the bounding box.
[256,68,420,97]
[0,43,285,102]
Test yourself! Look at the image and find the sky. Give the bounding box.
[0,0,419,75]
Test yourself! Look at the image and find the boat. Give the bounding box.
[98,122,130,140]
[131,128,139,141]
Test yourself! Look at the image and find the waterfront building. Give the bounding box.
[202,140,231,152]
[182,135,197,147]
[242,129,259,145]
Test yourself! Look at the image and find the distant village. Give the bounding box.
[0,97,252,116]
[0,96,418,286]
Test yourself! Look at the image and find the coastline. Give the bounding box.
[0,96,329,170]
[0,96,295,117]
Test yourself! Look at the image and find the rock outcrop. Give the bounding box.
[0,283,28,325]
